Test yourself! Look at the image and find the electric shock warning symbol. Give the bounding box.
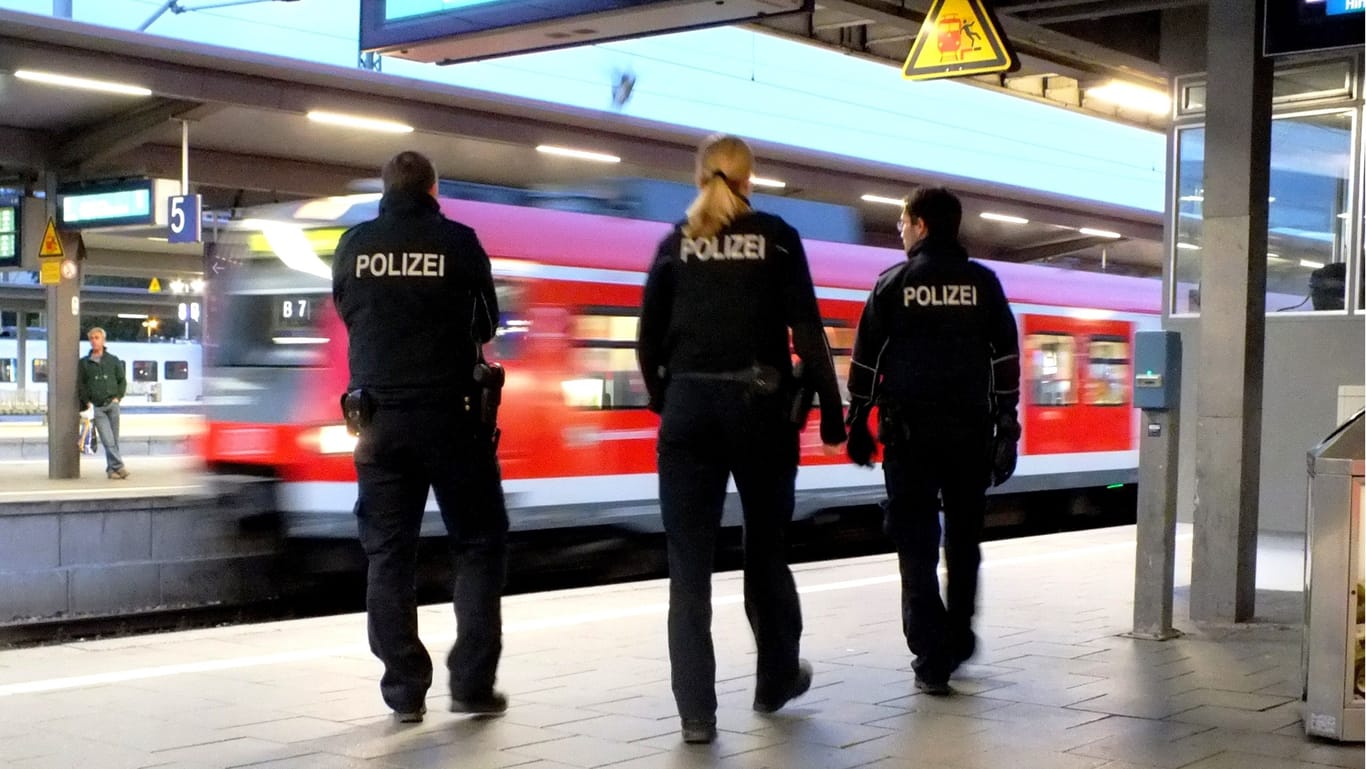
[38,218,64,258]
[903,0,1017,81]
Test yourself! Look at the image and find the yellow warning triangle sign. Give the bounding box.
[38,218,64,258]
[902,0,1017,81]
[149,277,162,293]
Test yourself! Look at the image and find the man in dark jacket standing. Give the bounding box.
[845,187,1020,694]
[332,150,509,723]
[77,327,128,479]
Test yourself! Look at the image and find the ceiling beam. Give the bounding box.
[55,98,211,173]
[0,125,52,175]
[993,235,1125,262]
[1009,0,1204,26]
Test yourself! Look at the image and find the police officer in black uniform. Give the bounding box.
[845,187,1021,695]
[332,151,509,723]
[637,134,847,744]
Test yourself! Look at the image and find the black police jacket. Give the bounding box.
[332,190,498,395]
[847,236,1020,419]
[637,210,847,446]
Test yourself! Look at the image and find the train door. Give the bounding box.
[1021,314,1134,454]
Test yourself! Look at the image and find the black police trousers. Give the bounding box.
[657,379,803,722]
[879,407,991,684]
[353,401,509,713]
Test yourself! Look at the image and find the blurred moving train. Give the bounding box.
[201,185,1162,538]
[0,338,202,405]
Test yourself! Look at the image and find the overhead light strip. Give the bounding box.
[750,176,786,189]
[306,110,414,134]
[1079,227,1122,239]
[1086,80,1171,116]
[535,145,621,163]
[980,212,1029,225]
[14,69,151,97]
[860,194,903,207]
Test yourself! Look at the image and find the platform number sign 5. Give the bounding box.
[168,194,201,244]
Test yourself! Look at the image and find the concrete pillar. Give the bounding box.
[43,172,80,480]
[1191,0,1271,623]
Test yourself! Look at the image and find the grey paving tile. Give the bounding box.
[503,735,661,767]
[704,740,889,769]
[1166,687,1295,712]
[380,742,542,769]
[748,716,894,748]
[1179,752,1341,769]
[501,703,621,729]
[1067,731,1226,769]
[1169,726,1366,768]
[224,715,357,743]
[543,713,678,743]
[625,727,782,759]
[975,701,1112,729]
[232,755,406,769]
[1168,701,1305,732]
[952,747,1113,769]
[1067,692,1199,720]
[144,738,311,768]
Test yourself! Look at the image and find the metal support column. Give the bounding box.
[43,173,81,479]
[1132,409,1182,639]
[1192,0,1272,623]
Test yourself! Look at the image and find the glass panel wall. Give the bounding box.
[1171,109,1356,315]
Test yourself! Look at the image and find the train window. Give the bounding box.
[490,279,527,361]
[164,361,190,381]
[0,358,15,383]
[31,358,47,383]
[1024,333,1076,406]
[567,311,649,409]
[1084,337,1130,406]
[825,322,855,405]
[133,361,159,383]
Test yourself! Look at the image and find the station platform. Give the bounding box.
[0,525,1359,769]
[0,455,205,505]
[0,413,202,461]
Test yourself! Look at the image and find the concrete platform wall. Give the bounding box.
[1171,315,1366,533]
[0,480,283,626]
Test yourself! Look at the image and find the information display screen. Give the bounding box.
[0,193,18,269]
[360,0,809,63]
[1266,0,1365,55]
[275,297,316,329]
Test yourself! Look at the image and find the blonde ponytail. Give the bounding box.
[683,135,754,239]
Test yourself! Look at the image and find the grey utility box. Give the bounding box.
[1133,330,1181,411]
[1302,408,1364,742]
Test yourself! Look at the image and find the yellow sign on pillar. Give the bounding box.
[149,277,162,293]
[902,0,1017,81]
[38,218,64,258]
[39,260,61,285]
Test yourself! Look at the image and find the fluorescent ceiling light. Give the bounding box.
[1299,259,1325,269]
[307,110,413,134]
[1086,81,1170,116]
[1079,227,1122,239]
[117,313,149,319]
[1267,253,1282,260]
[14,69,151,96]
[273,336,330,345]
[1179,195,1204,202]
[1339,212,1351,219]
[750,176,786,189]
[860,194,903,207]
[146,236,168,242]
[1176,242,1201,250]
[980,212,1029,225]
[535,145,620,163]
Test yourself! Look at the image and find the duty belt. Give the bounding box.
[673,364,782,396]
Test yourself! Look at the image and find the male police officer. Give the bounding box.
[845,187,1020,695]
[332,151,509,722]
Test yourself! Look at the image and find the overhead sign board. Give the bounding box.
[360,0,812,64]
[0,192,18,268]
[168,194,202,244]
[903,0,1017,81]
[1266,0,1365,55]
[58,179,181,229]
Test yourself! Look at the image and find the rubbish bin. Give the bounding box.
[1303,408,1364,742]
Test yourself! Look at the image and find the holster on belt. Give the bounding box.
[786,361,815,426]
[472,360,506,448]
[875,399,911,446]
[340,389,375,436]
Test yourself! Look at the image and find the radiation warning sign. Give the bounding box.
[38,218,64,258]
[902,0,1017,81]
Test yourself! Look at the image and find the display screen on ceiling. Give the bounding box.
[1265,0,1365,55]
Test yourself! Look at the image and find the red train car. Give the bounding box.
[201,194,1161,537]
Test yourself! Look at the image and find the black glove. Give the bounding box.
[847,403,876,468]
[992,412,1021,486]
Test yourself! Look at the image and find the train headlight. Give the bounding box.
[315,424,358,454]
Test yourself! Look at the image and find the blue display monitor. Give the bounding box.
[1266,0,1365,55]
[58,180,155,228]
[360,0,810,64]
[0,192,19,268]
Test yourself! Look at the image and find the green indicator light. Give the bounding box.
[1106,483,1125,489]
[1145,369,1154,376]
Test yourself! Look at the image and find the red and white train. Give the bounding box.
[200,193,1161,538]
